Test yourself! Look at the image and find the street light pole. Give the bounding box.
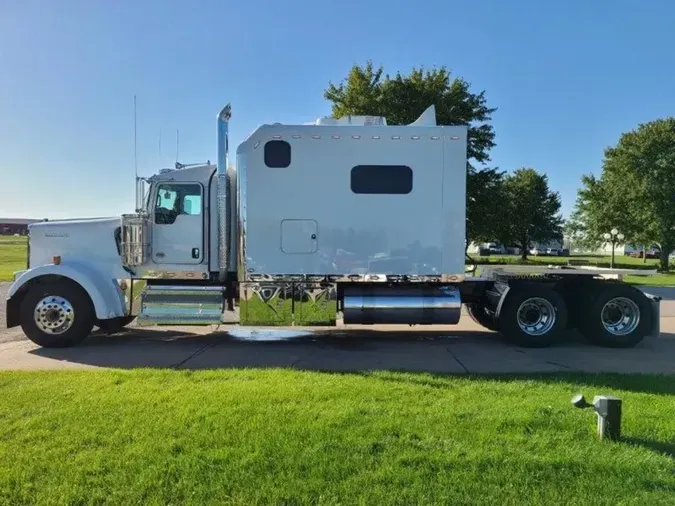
[603,228,625,269]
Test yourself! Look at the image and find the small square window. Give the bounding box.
[264,140,291,168]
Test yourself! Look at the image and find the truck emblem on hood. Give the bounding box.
[44,232,69,237]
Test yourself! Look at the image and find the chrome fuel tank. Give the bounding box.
[342,285,461,325]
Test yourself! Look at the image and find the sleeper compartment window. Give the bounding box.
[350,165,413,194]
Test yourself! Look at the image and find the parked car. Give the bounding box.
[630,249,660,259]
[485,242,505,254]
[532,247,568,257]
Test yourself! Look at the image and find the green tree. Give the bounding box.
[571,118,675,270]
[466,167,505,249]
[567,175,651,259]
[324,61,500,248]
[497,168,564,260]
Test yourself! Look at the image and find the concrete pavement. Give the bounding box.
[1,319,674,374]
[1,282,674,374]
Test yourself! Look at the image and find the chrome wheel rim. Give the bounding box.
[34,296,75,334]
[517,297,556,336]
[601,297,640,336]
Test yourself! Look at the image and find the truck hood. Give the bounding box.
[28,217,128,279]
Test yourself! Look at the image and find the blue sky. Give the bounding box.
[1,0,674,219]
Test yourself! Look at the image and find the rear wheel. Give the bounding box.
[578,284,652,348]
[498,284,568,347]
[466,303,498,331]
[19,280,95,348]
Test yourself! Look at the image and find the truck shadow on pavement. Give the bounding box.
[26,326,675,381]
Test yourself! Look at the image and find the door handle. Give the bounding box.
[192,248,200,259]
[155,252,165,258]
[311,234,316,240]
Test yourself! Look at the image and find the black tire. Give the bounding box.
[497,284,568,348]
[466,303,499,331]
[97,316,136,333]
[578,283,652,348]
[19,280,95,348]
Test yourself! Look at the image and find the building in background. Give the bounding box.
[0,218,41,235]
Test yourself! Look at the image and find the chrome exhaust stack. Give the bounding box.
[217,104,231,282]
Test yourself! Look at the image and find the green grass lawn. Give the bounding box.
[470,253,675,286]
[0,370,673,505]
[476,253,661,269]
[0,236,27,281]
[624,272,675,286]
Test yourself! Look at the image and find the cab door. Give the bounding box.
[151,182,204,264]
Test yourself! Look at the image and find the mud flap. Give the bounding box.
[644,293,661,339]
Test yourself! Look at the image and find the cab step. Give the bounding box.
[136,285,225,326]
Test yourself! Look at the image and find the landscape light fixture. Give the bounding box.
[571,393,622,441]
[603,229,625,269]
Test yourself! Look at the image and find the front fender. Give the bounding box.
[8,262,128,320]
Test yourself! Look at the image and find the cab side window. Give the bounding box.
[182,194,202,216]
[154,183,202,224]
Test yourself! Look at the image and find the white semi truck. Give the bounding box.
[5,103,661,348]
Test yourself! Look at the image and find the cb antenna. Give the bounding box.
[134,95,138,180]
[133,95,146,213]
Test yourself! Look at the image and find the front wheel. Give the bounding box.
[19,280,95,348]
